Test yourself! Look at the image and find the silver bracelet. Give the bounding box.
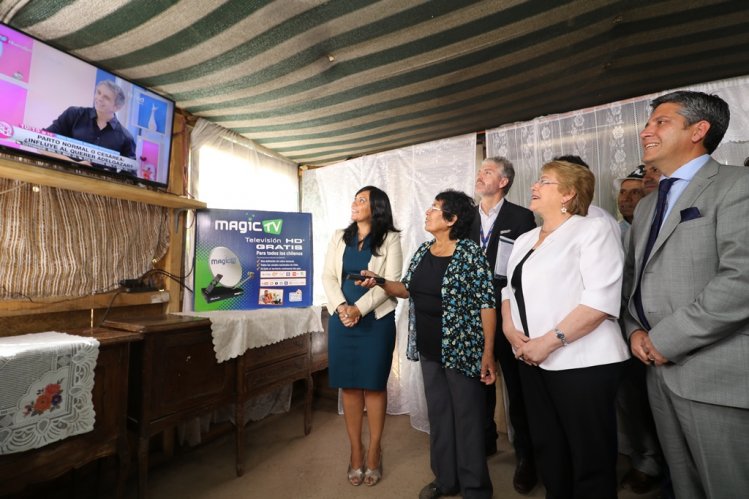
[553,327,568,346]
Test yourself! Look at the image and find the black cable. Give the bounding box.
[141,268,194,294]
[97,289,123,326]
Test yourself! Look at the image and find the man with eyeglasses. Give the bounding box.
[470,157,536,494]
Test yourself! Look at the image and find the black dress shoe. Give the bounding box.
[513,458,537,494]
[419,481,457,499]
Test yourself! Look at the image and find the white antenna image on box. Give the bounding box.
[201,247,254,303]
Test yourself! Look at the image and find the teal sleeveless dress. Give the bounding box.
[327,234,396,390]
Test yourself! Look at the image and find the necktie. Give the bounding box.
[633,177,677,330]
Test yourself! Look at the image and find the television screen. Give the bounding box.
[0,23,174,188]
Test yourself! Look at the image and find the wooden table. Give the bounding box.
[0,328,141,498]
[103,315,232,499]
[104,312,327,498]
[235,332,313,476]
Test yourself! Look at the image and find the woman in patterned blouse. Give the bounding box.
[359,189,497,499]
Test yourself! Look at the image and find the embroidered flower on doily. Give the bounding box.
[23,381,63,416]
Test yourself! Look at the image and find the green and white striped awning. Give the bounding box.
[3,0,748,166]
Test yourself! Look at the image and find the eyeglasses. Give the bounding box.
[427,204,452,215]
[533,178,559,187]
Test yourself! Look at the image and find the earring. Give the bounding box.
[561,206,567,214]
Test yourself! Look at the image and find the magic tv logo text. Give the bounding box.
[214,218,284,235]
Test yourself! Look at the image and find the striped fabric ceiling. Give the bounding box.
[2,0,748,166]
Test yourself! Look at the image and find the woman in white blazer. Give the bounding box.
[321,186,402,487]
[501,161,629,499]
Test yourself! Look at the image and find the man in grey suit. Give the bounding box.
[623,90,749,499]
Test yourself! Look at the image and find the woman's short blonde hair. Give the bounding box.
[541,160,594,216]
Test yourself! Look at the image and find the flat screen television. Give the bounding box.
[0,22,175,189]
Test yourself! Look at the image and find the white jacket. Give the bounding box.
[501,215,629,370]
[322,229,403,319]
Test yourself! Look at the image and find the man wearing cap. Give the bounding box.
[615,166,646,242]
[614,165,664,494]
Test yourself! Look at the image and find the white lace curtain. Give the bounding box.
[187,118,299,211]
[176,119,300,440]
[486,75,749,214]
[302,134,477,432]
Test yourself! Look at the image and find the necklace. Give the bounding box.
[357,227,370,241]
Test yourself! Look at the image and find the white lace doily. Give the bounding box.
[175,306,323,363]
[0,332,99,455]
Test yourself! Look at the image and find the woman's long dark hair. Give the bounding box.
[343,186,399,256]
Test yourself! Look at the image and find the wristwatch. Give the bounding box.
[553,327,568,347]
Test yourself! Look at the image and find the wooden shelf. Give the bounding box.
[0,290,171,317]
[0,156,206,209]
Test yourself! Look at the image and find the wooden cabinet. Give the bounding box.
[235,334,312,476]
[0,328,141,498]
[103,312,328,497]
[240,333,309,391]
[103,315,234,499]
[143,324,234,420]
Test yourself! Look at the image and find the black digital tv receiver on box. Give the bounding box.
[0,22,175,189]
[201,274,245,303]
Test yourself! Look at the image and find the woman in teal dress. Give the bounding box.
[322,186,402,487]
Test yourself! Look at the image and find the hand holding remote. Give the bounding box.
[347,272,385,287]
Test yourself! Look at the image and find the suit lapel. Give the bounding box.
[645,159,718,263]
[490,201,510,246]
[633,194,656,271]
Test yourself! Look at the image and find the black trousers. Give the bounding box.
[421,355,492,499]
[519,361,625,499]
[485,285,533,460]
[616,357,663,476]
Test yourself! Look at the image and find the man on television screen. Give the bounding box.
[45,80,136,170]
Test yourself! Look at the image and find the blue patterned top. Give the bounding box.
[402,238,495,378]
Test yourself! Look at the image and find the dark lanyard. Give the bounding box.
[479,226,492,253]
